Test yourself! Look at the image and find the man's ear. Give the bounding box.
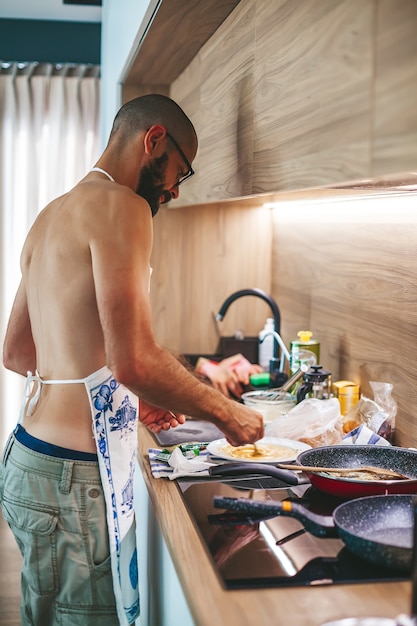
[144,125,167,156]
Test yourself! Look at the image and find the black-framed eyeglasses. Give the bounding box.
[166,131,195,186]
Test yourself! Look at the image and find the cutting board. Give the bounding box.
[153,419,224,447]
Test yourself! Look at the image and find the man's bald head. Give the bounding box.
[109,94,198,157]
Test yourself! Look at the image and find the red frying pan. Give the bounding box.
[294,445,417,498]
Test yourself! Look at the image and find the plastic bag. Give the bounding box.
[345,381,397,443]
[265,397,343,448]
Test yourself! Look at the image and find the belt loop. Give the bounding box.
[60,460,74,494]
[1,431,15,466]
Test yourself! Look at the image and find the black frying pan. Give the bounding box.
[213,493,414,572]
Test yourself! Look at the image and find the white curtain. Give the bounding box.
[0,61,101,449]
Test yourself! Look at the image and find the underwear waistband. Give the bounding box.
[15,424,98,461]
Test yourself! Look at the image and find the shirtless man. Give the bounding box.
[1,94,263,625]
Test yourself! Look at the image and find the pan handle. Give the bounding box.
[208,463,298,486]
[411,494,417,616]
[213,496,337,537]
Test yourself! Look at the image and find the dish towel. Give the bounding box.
[342,424,392,446]
[149,445,220,479]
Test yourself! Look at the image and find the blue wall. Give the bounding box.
[0,18,101,65]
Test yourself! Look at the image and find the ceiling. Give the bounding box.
[0,0,101,22]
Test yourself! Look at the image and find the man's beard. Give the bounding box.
[136,153,168,217]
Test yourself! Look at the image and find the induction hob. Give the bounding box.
[177,476,409,590]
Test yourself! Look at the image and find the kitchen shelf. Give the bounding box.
[123,0,241,88]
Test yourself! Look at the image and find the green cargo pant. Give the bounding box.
[0,432,119,625]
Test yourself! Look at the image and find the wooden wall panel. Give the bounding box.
[270,192,417,447]
[148,187,370,357]
[372,0,417,174]
[150,201,273,355]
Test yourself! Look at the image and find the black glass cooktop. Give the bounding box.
[177,477,409,590]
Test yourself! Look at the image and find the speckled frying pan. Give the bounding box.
[213,493,415,572]
[295,445,417,498]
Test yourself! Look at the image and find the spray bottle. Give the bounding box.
[258,318,275,371]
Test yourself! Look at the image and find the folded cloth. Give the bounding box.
[149,446,217,480]
[342,424,392,446]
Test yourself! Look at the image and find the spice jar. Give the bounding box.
[332,380,360,433]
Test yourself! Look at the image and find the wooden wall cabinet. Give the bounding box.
[124,0,417,206]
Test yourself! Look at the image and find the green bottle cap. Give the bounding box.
[249,372,271,386]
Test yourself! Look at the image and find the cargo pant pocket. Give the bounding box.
[88,551,118,609]
[55,602,119,625]
[2,499,59,595]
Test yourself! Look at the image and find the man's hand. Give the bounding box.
[139,398,186,434]
[218,403,264,447]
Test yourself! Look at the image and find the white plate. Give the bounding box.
[206,437,311,464]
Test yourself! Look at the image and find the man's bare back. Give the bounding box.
[18,175,140,451]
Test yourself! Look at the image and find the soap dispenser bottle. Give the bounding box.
[258,318,275,371]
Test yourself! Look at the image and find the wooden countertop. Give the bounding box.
[137,423,412,626]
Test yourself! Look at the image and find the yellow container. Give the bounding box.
[332,380,360,433]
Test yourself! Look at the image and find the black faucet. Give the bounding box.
[215,288,281,358]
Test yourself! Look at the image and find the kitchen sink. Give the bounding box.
[183,353,224,367]
[184,336,259,368]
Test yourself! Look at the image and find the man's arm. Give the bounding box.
[89,193,264,446]
[3,280,36,376]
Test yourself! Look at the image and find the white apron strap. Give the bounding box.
[19,370,88,422]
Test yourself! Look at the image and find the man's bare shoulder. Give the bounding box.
[23,178,153,267]
[39,178,150,233]
[70,178,151,219]
[74,179,153,246]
